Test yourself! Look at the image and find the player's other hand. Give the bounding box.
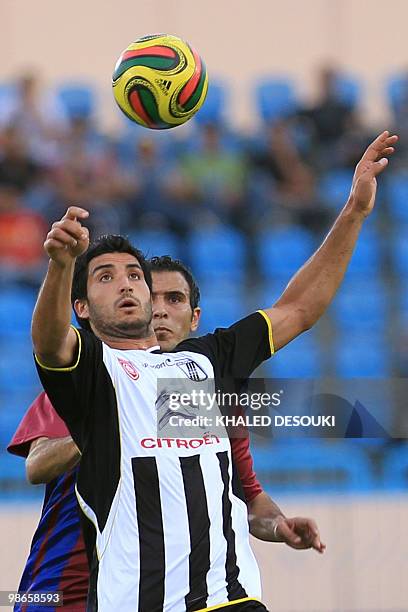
[274,516,326,554]
[349,130,398,217]
[44,206,90,266]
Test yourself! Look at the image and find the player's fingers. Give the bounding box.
[81,226,90,241]
[371,157,389,175]
[52,219,88,241]
[382,146,395,156]
[277,521,302,546]
[360,131,397,162]
[290,517,319,538]
[62,206,89,221]
[47,226,80,248]
[44,237,68,252]
[356,158,389,183]
[312,538,326,554]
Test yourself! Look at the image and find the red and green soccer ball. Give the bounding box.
[112,34,208,129]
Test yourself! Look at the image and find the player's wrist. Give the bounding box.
[48,258,76,273]
[342,197,367,222]
[272,515,286,541]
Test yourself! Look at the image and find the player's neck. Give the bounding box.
[97,328,159,351]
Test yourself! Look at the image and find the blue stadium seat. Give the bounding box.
[386,74,408,115]
[382,444,408,489]
[198,282,248,335]
[0,451,26,480]
[331,280,388,330]
[344,229,382,279]
[397,284,408,325]
[0,410,23,448]
[0,451,42,500]
[0,389,37,418]
[334,74,362,109]
[319,169,353,209]
[56,83,96,119]
[252,440,375,492]
[127,230,182,260]
[257,283,286,312]
[390,234,408,278]
[0,82,17,124]
[194,80,226,125]
[187,226,247,281]
[264,331,323,378]
[255,78,297,122]
[257,226,315,281]
[0,338,40,392]
[386,174,408,223]
[0,287,37,338]
[333,332,391,377]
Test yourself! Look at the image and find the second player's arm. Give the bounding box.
[264,131,397,351]
[26,436,81,484]
[248,492,325,553]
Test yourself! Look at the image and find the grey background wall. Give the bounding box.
[0,0,406,128]
[1,496,407,611]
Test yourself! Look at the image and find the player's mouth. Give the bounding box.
[155,326,172,335]
[117,298,139,309]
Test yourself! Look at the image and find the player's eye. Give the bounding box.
[169,294,183,303]
[100,273,112,282]
[129,272,141,280]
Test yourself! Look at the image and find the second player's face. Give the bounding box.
[76,252,153,339]
[152,271,200,351]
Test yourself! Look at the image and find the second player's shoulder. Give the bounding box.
[171,333,218,362]
[173,312,272,357]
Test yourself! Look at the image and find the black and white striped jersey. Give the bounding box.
[36,311,273,612]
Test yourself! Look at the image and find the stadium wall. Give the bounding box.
[1,495,407,611]
[0,0,406,128]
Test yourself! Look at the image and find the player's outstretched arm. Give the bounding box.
[262,131,398,351]
[248,492,325,553]
[31,207,90,368]
[26,436,81,484]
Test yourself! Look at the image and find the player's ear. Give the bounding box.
[74,299,89,320]
[190,307,201,332]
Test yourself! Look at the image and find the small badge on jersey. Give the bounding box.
[173,357,208,381]
[118,358,139,380]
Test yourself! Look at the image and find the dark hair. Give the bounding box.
[149,255,200,310]
[72,235,152,331]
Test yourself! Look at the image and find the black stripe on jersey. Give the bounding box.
[132,457,165,612]
[180,455,211,611]
[217,451,248,601]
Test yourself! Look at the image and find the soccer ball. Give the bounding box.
[112,34,208,129]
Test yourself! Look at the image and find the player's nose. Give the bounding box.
[153,298,168,318]
[119,276,133,292]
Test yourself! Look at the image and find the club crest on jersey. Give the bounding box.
[173,357,207,381]
[118,358,139,380]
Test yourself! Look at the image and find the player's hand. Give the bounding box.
[274,516,326,553]
[349,131,398,217]
[44,206,90,266]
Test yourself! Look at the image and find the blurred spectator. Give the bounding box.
[58,116,108,164]
[0,125,42,194]
[298,66,367,170]
[50,140,123,239]
[389,72,408,166]
[178,123,249,229]
[5,72,67,164]
[0,186,47,285]
[119,135,196,235]
[249,120,330,231]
